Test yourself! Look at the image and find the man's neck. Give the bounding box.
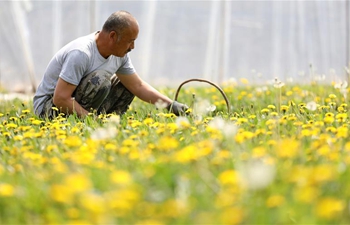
[95,31,110,59]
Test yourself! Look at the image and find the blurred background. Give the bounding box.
[0,0,349,93]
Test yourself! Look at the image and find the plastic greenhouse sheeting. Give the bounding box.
[0,0,349,93]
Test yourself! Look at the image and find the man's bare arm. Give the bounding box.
[117,73,173,105]
[53,78,89,117]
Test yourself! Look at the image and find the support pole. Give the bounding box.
[11,1,36,93]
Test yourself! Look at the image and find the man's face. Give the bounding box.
[112,23,139,57]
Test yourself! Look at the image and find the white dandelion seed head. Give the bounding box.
[306,101,317,111]
[175,116,190,128]
[237,159,275,190]
[155,99,168,110]
[90,127,118,140]
[208,117,238,137]
[206,105,216,112]
[228,77,237,85]
[334,81,348,90]
[273,77,285,88]
[107,114,120,125]
[194,99,213,116]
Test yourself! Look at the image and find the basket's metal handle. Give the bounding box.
[174,78,231,114]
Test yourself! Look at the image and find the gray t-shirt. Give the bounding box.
[33,31,136,115]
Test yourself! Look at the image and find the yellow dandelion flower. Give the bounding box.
[71,126,80,134]
[235,131,255,144]
[317,144,331,156]
[293,185,319,203]
[130,120,142,128]
[166,122,178,133]
[143,117,154,125]
[122,138,139,147]
[266,195,285,208]
[50,184,73,203]
[326,127,337,133]
[220,207,244,225]
[281,105,289,113]
[270,112,278,117]
[0,183,15,196]
[252,146,266,158]
[164,113,176,118]
[9,117,18,121]
[240,78,249,84]
[324,116,335,124]
[288,115,297,122]
[218,170,239,186]
[344,141,350,152]
[32,119,44,125]
[79,192,106,214]
[110,170,132,185]
[248,114,256,119]
[135,220,164,225]
[316,197,344,220]
[261,108,269,114]
[105,189,140,213]
[313,165,336,183]
[301,129,312,137]
[2,132,11,138]
[267,105,276,110]
[336,113,347,122]
[175,145,197,163]
[105,142,117,151]
[66,208,80,219]
[337,126,348,138]
[138,130,149,137]
[328,94,337,99]
[337,106,345,112]
[63,136,83,148]
[21,109,30,114]
[64,173,92,193]
[158,136,179,151]
[13,135,23,141]
[276,138,299,158]
[5,123,17,129]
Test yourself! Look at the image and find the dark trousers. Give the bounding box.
[40,71,135,118]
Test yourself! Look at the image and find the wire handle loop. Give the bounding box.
[174,78,231,114]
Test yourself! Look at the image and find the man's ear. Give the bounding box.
[109,30,118,42]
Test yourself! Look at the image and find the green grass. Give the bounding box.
[0,82,350,224]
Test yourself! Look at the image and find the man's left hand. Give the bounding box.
[167,101,189,116]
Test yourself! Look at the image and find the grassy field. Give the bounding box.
[0,79,350,224]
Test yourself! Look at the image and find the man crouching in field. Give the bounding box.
[33,10,187,119]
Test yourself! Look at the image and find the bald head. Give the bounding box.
[102,11,138,37]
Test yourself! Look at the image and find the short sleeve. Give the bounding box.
[59,50,89,85]
[116,54,136,75]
